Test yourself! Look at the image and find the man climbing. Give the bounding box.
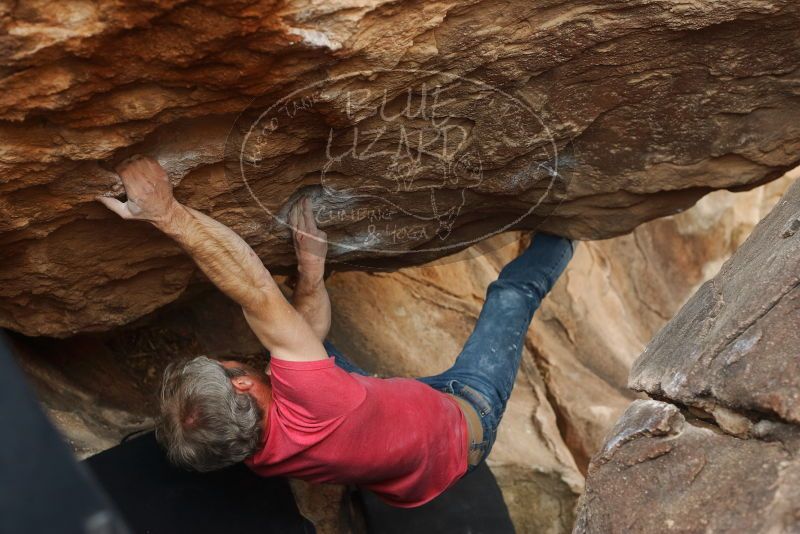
[98,155,574,508]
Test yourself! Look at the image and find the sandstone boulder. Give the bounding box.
[3,0,800,337]
[577,175,800,532]
[575,400,800,534]
[629,177,800,426]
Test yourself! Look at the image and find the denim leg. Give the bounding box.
[323,340,370,376]
[418,234,574,457]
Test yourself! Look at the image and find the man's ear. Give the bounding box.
[231,376,255,392]
[265,363,271,377]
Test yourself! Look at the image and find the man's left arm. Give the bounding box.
[289,197,331,341]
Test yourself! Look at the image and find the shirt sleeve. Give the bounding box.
[268,356,367,423]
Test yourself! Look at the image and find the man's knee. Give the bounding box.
[529,234,574,283]
[497,235,573,296]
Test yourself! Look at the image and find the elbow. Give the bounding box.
[241,292,271,319]
[244,270,279,309]
[311,318,331,342]
[241,281,292,323]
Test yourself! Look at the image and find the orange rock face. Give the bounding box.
[2,0,800,337]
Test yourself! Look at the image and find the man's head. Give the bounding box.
[155,357,271,472]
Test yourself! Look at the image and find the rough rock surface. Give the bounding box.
[630,177,800,425]
[577,176,800,533]
[575,400,800,534]
[3,0,800,337]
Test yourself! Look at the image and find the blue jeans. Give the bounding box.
[325,234,575,471]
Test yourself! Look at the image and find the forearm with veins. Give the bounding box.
[292,268,331,341]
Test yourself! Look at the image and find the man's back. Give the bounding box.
[245,356,468,508]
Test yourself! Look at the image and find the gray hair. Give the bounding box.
[155,357,264,472]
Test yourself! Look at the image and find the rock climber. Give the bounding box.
[98,155,575,508]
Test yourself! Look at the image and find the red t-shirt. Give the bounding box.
[244,356,468,507]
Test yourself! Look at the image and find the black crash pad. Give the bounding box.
[357,461,515,534]
[0,331,129,534]
[83,433,313,534]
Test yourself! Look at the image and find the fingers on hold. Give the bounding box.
[289,202,299,231]
[302,198,316,229]
[297,198,308,230]
[144,158,169,181]
[116,154,162,178]
[116,154,140,173]
[97,196,131,219]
